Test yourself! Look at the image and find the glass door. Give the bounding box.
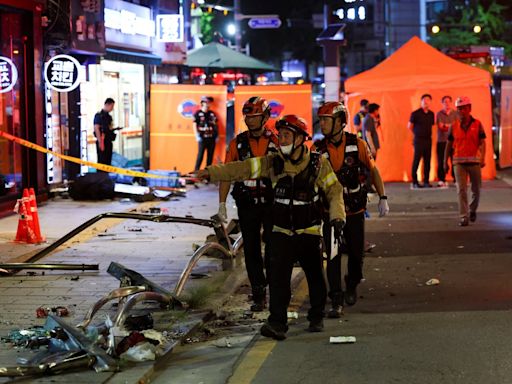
[0,8,26,197]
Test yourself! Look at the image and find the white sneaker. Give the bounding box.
[437,181,447,188]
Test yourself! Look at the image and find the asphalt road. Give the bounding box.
[152,180,512,384]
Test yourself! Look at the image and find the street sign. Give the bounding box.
[248,17,281,29]
[44,54,82,92]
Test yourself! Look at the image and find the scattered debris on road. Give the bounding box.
[425,278,440,286]
[329,336,357,344]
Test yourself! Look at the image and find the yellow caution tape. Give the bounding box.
[0,130,185,180]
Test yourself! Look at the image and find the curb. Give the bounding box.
[124,258,307,384]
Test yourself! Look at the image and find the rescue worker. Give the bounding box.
[444,96,486,227]
[193,96,218,170]
[217,97,279,311]
[197,115,345,340]
[313,102,389,316]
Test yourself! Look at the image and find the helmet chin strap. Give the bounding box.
[325,117,344,145]
[247,116,265,136]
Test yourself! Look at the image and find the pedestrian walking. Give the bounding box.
[436,96,458,186]
[444,96,486,227]
[217,97,279,312]
[408,94,435,188]
[313,102,389,316]
[193,96,218,170]
[353,99,369,138]
[93,98,116,168]
[197,115,345,340]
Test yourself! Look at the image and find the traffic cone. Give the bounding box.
[28,188,45,243]
[14,189,38,244]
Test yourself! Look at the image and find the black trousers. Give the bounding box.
[194,138,216,170]
[237,204,273,298]
[412,140,432,184]
[267,232,326,330]
[324,211,365,298]
[96,140,113,171]
[436,142,447,182]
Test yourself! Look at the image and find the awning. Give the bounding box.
[105,48,162,66]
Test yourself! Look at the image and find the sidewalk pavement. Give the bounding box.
[0,168,509,383]
[0,183,244,383]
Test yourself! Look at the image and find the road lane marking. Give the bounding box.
[227,276,309,383]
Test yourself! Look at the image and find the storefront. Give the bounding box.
[0,0,44,215]
[80,0,161,170]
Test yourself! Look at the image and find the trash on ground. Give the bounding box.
[213,337,232,348]
[127,227,143,232]
[141,329,167,345]
[287,311,298,319]
[36,306,70,318]
[116,331,147,356]
[70,276,80,281]
[425,278,440,286]
[330,336,356,344]
[119,341,156,362]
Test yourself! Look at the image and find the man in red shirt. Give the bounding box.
[444,96,486,227]
[218,97,279,311]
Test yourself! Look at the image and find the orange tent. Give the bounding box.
[345,36,496,181]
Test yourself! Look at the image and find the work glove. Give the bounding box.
[195,169,210,181]
[378,196,389,217]
[330,219,345,246]
[218,202,228,223]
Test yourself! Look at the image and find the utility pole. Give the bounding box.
[317,4,345,102]
[234,0,241,52]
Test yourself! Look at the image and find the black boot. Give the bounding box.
[344,276,358,306]
[327,292,344,318]
[250,286,266,312]
[260,322,287,340]
[307,319,324,332]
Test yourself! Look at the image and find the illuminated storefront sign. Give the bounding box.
[45,83,55,184]
[0,56,18,93]
[44,55,82,92]
[104,0,154,50]
[105,8,155,37]
[156,14,183,42]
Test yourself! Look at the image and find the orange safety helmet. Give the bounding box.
[317,101,347,127]
[242,96,271,116]
[275,114,310,139]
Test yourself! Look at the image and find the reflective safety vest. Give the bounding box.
[272,152,323,234]
[452,117,483,164]
[315,133,368,214]
[231,130,277,206]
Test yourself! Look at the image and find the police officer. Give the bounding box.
[198,115,345,340]
[193,96,218,170]
[93,98,116,167]
[313,102,389,316]
[218,97,279,311]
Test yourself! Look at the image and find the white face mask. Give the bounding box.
[280,143,294,155]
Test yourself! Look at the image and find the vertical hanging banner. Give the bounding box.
[150,84,227,172]
[234,84,313,136]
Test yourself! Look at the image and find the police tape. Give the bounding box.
[0,130,191,181]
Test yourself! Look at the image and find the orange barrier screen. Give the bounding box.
[150,84,227,172]
[234,84,313,137]
[345,37,496,181]
[499,80,512,169]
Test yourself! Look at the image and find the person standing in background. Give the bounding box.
[353,99,369,138]
[436,96,458,187]
[193,96,218,170]
[408,94,435,188]
[94,98,116,168]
